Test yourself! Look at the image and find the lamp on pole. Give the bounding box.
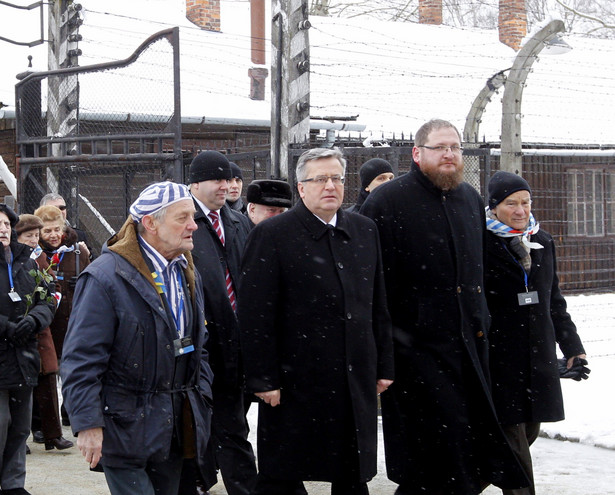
[500,19,566,174]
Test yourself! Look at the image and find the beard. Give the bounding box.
[422,164,464,191]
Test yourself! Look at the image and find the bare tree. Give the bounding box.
[312,0,615,39]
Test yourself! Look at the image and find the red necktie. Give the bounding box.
[209,211,237,311]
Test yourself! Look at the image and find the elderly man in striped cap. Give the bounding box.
[61,181,214,495]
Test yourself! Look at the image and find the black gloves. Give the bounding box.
[10,316,38,347]
[3,321,18,340]
[558,357,591,381]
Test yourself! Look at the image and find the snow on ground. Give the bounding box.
[542,293,615,449]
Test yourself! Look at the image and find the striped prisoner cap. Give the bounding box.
[129,181,191,222]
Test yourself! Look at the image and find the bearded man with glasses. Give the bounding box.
[361,119,529,495]
[239,147,394,495]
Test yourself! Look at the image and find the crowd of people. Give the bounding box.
[0,118,590,495]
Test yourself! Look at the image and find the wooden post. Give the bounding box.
[270,0,311,179]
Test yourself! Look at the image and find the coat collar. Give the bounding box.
[292,199,351,240]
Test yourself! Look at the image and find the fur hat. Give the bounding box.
[360,158,394,190]
[246,180,292,208]
[488,171,531,209]
[189,151,232,184]
[15,214,44,235]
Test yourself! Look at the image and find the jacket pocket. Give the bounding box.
[102,387,145,457]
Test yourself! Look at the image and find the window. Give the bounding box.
[567,169,605,237]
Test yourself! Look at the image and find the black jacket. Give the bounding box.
[361,163,528,494]
[485,229,585,425]
[0,241,55,388]
[238,201,394,482]
[191,201,251,387]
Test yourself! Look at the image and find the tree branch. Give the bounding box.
[554,0,615,30]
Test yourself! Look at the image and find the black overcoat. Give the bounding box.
[361,163,528,494]
[485,229,585,425]
[0,241,55,389]
[191,201,251,387]
[238,200,394,482]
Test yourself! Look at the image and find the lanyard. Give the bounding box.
[7,252,15,292]
[501,240,529,292]
[152,267,185,337]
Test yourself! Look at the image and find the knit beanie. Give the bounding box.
[488,171,531,209]
[360,158,394,190]
[229,162,243,181]
[189,151,232,184]
[246,180,292,207]
[15,214,44,235]
[0,203,19,227]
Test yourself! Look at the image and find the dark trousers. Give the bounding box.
[501,422,541,495]
[204,384,257,495]
[31,373,62,440]
[251,474,369,495]
[0,387,32,490]
[103,454,183,495]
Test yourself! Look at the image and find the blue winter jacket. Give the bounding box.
[61,218,214,470]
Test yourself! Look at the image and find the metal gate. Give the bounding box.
[15,27,181,255]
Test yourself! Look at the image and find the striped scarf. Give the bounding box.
[485,207,544,250]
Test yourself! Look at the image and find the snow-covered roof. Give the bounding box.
[1,0,614,145]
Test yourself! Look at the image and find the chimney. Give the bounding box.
[419,0,442,25]
[186,0,220,32]
[499,0,526,50]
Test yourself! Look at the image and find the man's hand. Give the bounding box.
[377,379,393,394]
[77,427,103,469]
[559,354,590,381]
[255,389,281,407]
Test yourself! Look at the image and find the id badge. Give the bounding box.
[517,291,539,306]
[173,336,195,357]
[8,291,22,302]
[56,271,64,281]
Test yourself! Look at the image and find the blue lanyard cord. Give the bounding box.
[501,240,529,292]
[7,252,14,291]
[153,266,185,337]
[170,269,185,337]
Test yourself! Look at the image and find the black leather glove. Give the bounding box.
[3,321,18,340]
[558,357,591,381]
[10,316,37,347]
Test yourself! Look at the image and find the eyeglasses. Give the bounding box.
[301,175,345,185]
[418,145,464,154]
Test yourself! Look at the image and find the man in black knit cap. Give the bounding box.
[346,158,394,212]
[187,151,254,495]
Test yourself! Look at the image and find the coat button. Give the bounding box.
[476,331,484,338]
[346,313,352,320]
[166,344,171,350]
[477,286,482,293]
[348,364,353,372]
[337,262,344,269]
[456,286,462,294]
[133,363,139,368]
